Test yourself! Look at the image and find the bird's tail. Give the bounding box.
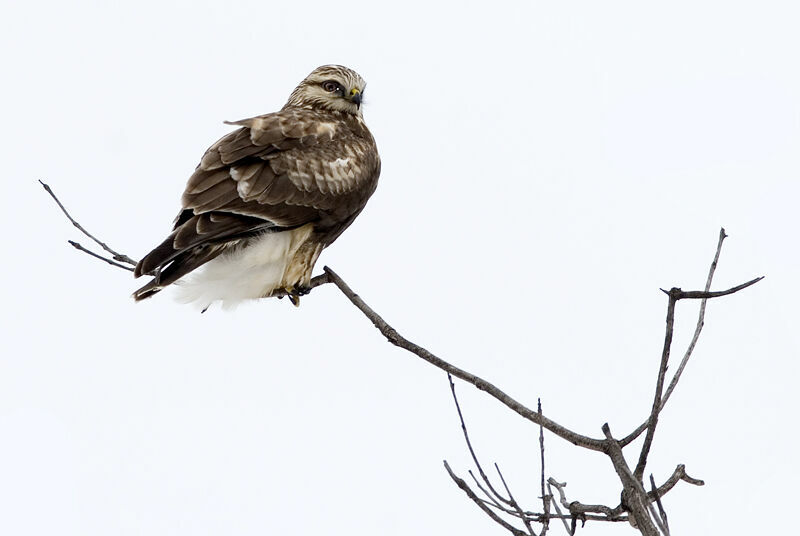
[132,242,226,301]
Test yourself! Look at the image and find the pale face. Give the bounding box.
[285,65,367,115]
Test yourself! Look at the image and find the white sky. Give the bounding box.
[2,1,799,534]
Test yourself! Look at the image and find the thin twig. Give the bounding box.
[546,478,570,511]
[547,477,627,519]
[443,461,527,536]
[538,399,549,536]
[533,512,627,523]
[39,180,138,266]
[650,474,670,536]
[494,463,536,536]
[68,240,135,272]
[646,464,704,500]
[569,502,620,518]
[447,374,514,506]
[546,479,574,535]
[324,266,607,452]
[647,503,667,536]
[41,180,340,294]
[477,497,627,523]
[469,471,508,512]
[670,277,763,299]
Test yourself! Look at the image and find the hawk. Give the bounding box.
[132,65,380,309]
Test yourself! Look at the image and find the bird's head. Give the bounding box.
[284,65,367,115]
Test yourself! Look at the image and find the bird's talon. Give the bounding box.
[295,285,311,296]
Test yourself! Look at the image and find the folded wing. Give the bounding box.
[133,108,379,300]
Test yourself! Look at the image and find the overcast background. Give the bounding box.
[2,1,798,534]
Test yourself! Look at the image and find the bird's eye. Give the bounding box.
[322,81,341,93]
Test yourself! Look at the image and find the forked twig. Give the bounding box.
[68,240,135,272]
[443,461,528,536]
[622,229,764,449]
[494,463,536,536]
[447,374,514,507]
[39,180,138,267]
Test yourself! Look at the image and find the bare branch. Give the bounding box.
[620,229,762,448]
[447,375,537,534]
[546,478,627,521]
[537,512,629,523]
[678,471,704,487]
[649,474,670,536]
[494,463,537,536]
[546,479,574,535]
[324,266,607,452]
[40,187,744,534]
[448,382,643,534]
[447,374,514,506]
[469,471,508,512]
[39,180,138,267]
[647,464,704,500]
[672,277,764,300]
[602,424,659,536]
[546,478,570,511]
[68,240,135,272]
[443,461,528,536]
[633,289,678,481]
[538,399,550,536]
[647,503,667,536]
[477,494,627,524]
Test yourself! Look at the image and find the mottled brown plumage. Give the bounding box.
[133,65,380,308]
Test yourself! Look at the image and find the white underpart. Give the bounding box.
[174,230,303,310]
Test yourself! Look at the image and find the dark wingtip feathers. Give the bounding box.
[132,280,163,301]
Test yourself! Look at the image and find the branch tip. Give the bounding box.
[40,180,138,269]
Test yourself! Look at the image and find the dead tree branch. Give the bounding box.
[447,374,516,508]
[41,182,760,535]
[547,479,577,535]
[621,229,763,448]
[323,266,608,451]
[538,399,550,536]
[602,424,659,535]
[444,460,528,536]
[649,474,670,536]
[67,239,135,272]
[446,375,537,535]
[648,464,705,501]
[633,288,678,482]
[40,180,138,267]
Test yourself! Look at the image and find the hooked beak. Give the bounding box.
[349,88,362,108]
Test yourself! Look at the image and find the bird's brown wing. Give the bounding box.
[133,108,379,299]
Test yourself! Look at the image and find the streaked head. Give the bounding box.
[284,65,367,115]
